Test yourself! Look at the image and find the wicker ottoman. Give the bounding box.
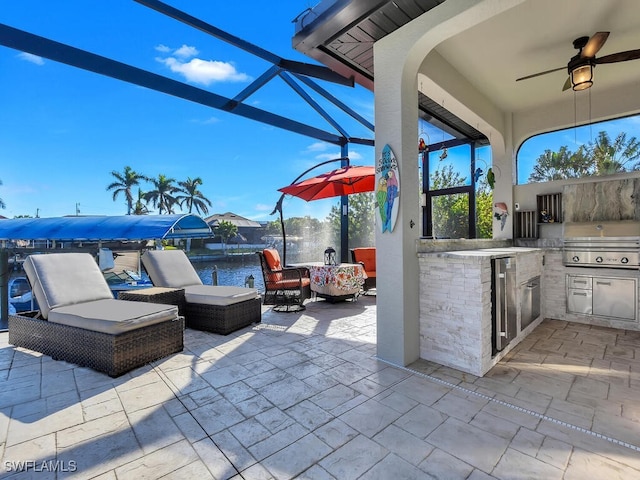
[118,287,186,317]
[184,296,262,335]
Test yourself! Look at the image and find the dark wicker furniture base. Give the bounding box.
[119,288,186,317]
[185,297,262,335]
[9,313,184,377]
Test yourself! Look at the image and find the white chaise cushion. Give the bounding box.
[142,250,203,288]
[48,299,179,334]
[24,253,114,319]
[184,285,259,306]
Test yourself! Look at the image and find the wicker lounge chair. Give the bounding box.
[9,253,184,377]
[141,250,261,335]
[350,247,376,293]
[257,248,311,312]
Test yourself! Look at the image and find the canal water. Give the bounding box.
[193,256,266,292]
[5,252,314,322]
[2,253,267,329]
[6,255,268,293]
[192,251,316,292]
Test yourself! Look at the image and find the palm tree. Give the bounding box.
[589,131,640,175]
[106,166,148,215]
[213,220,238,252]
[144,174,179,214]
[176,177,212,215]
[132,188,150,215]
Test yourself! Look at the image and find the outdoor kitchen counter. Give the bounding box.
[417,247,544,376]
[418,246,541,259]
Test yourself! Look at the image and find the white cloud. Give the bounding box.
[305,142,329,152]
[17,52,44,65]
[315,153,341,161]
[190,116,220,125]
[155,44,198,58]
[254,203,272,212]
[174,44,199,58]
[157,56,250,85]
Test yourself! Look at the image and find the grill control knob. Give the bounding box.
[572,255,580,263]
[596,256,603,263]
[621,257,629,264]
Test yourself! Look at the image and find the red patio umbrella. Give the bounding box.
[273,159,374,265]
[278,165,375,201]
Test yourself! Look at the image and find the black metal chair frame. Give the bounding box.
[257,251,311,312]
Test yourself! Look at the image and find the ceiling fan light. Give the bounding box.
[571,64,593,91]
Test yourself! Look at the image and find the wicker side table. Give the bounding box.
[118,287,186,317]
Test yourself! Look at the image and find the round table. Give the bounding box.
[306,262,367,302]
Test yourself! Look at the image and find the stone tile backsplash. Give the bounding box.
[563,178,640,222]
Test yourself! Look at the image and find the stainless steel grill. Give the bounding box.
[562,221,640,269]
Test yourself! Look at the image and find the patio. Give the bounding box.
[0,297,639,479]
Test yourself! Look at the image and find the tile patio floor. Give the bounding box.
[0,295,639,479]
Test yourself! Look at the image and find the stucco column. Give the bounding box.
[492,112,514,239]
[372,0,524,365]
[374,43,421,366]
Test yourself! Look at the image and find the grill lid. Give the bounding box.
[563,221,640,268]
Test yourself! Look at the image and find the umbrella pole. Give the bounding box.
[272,156,349,266]
[271,194,287,266]
[340,150,349,263]
[279,200,286,266]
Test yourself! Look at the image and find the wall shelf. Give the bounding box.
[537,193,562,224]
[514,193,562,239]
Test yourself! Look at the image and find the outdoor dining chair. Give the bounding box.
[350,247,376,293]
[256,248,311,312]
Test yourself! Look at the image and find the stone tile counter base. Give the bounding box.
[419,248,544,376]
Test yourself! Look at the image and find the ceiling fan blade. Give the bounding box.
[581,31,609,58]
[596,49,640,64]
[516,66,565,82]
[562,77,572,91]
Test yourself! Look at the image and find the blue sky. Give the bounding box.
[3,2,638,222]
[0,1,375,221]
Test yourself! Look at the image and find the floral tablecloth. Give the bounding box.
[309,263,367,298]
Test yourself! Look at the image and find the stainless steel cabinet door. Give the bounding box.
[567,288,592,315]
[593,277,637,321]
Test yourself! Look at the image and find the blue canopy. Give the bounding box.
[0,214,212,241]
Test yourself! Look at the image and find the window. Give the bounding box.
[517,115,640,184]
[431,192,469,239]
[420,136,493,239]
